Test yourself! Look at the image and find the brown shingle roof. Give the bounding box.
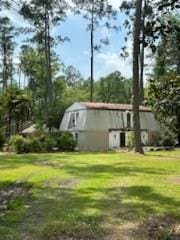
[80,102,151,112]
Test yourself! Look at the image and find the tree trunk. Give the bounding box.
[139,43,144,103]
[177,108,180,146]
[177,31,180,75]
[47,10,53,103]
[139,0,146,104]
[44,6,53,106]
[132,0,144,154]
[2,28,8,90]
[90,0,94,102]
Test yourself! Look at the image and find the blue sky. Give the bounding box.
[2,0,135,81]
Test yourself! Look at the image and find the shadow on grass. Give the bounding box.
[0,153,171,182]
[0,152,180,239]
[1,179,180,240]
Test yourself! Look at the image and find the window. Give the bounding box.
[127,112,131,128]
[75,133,79,144]
[68,112,79,129]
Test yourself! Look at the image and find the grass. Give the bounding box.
[0,150,180,239]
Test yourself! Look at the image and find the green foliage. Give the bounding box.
[0,16,15,89]
[57,132,76,151]
[9,132,72,153]
[43,137,56,152]
[97,71,132,103]
[9,135,27,154]
[2,86,32,136]
[147,15,180,145]
[29,138,43,153]
[126,131,134,149]
[159,128,176,147]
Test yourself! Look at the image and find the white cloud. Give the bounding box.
[96,51,132,79]
[95,37,153,82]
[95,37,133,79]
[1,9,29,28]
[109,0,123,10]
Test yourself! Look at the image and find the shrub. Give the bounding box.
[29,138,42,152]
[126,131,134,150]
[9,132,75,153]
[57,132,76,151]
[0,131,5,151]
[43,137,56,152]
[159,129,176,147]
[23,139,32,153]
[9,135,27,154]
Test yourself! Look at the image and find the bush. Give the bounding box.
[9,132,75,153]
[57,132,76,151]
[43,137,56,152]
[9,135,27,154]
[0,131,5,151]
[23,139,32,153]
[159,129,176,147]
[126,131,134,150]
[9,135,43,153]
[29,138,42,152]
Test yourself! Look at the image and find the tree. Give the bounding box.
[65,65,83,86]
[148,72,180,145]
[19,44,63,126]
[147,16,180,145]
[132,0,144,154]
[97,71,132,103]
[0,17,15,90]
[2,86,32,137]
[73,0,116,102]
[20,0,68,109]
[120,0,154,104]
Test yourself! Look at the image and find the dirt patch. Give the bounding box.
[167,176,180,185]
[139,215,180,240]
[35,160,63,168]
[104,215,180,240]
[59,179,79,189]
[104,222,142,240]
[42,178,79,189]
[0,182,30,216]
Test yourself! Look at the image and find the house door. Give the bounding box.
[120,132,126,148]
[109,131,120,149]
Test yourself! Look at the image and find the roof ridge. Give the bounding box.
[79,102,151,112]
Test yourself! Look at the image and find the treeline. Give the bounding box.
[0,68,132,136]
[0,0,179,152]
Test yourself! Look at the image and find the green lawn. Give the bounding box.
[0,151,180,240]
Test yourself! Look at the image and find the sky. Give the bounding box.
[1,0,152,81]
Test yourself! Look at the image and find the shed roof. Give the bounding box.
[22,124,36,134]
[80,102,151,112]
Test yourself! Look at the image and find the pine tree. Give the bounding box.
[132,0,144,154]
[20,0,68,101]
[0,17,15,90]
[20,0,68,122]
[73,0,116,102]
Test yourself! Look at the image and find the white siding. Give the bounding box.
[60,109,87,131]
[140,112,160,131]
[60,103,160,132]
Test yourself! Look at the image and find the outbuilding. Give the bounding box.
[60,102,160,151]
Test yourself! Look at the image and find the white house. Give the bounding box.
[60,102,160,151]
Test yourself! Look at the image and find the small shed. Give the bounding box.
[60,102,160,151]
[22,124,37,135]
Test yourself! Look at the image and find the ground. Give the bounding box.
[0,151,180,240]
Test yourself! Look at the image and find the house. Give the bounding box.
[60,102,160,151]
